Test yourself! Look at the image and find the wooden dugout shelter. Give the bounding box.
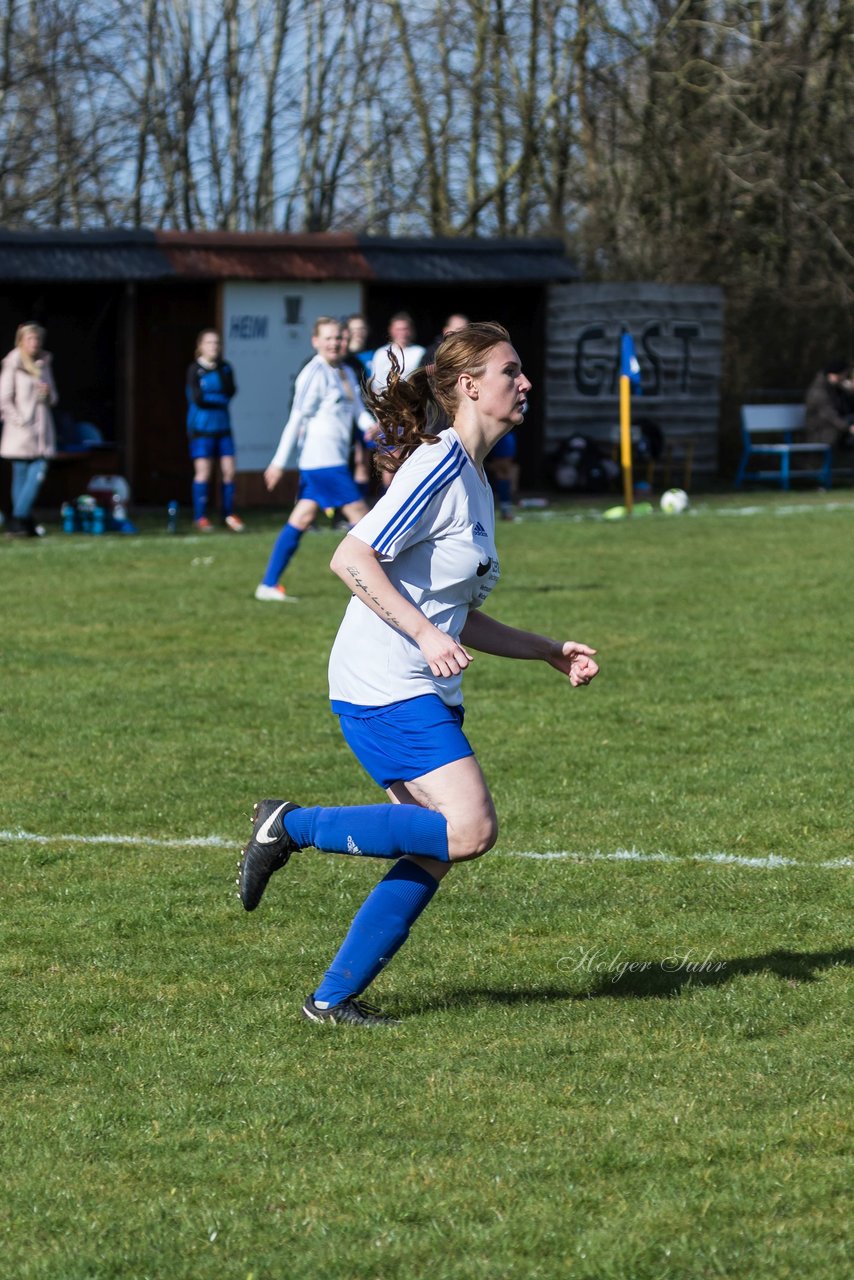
[0,229,578,508]
[0,230,723,510]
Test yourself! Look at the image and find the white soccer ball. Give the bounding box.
[660,487,689,515]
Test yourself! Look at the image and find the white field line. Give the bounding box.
[34,535,214,551]
[0,829,850,871]
[16,500,854,543]
[0,829,233,849]
[512,848,853,870]
[518,499,854,522]
[715,500,854,518]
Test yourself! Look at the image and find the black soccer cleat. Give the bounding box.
[301,994,401,1027]
[237,799,301,911]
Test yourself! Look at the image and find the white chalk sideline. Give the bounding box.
[0,829,850,870]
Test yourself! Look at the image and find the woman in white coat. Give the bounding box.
[1,323,58,537]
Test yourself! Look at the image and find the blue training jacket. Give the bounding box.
[186,360,237,436]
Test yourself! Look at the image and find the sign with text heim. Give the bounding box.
[224,281,361,472]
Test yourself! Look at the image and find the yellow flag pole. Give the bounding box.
[619,373,634,516]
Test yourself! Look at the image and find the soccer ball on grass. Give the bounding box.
[660,488,690,515]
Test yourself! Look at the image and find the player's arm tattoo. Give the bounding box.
[344,564,403,629]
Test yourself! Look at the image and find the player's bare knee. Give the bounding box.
[448,813,499,861]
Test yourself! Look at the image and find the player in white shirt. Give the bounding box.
[327,425,500,708]
[254,317,375,602]
[369,310,426,393]
[238,322,600,1026]
[368,310,427,497]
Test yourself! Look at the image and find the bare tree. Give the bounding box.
[0,0,849,318]
[253,0,292,229]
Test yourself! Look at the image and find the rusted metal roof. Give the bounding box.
[157,232,578,283]
[0,228,577,284]
[156,231,369,280]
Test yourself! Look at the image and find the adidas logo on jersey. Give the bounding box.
[473,521,488,537]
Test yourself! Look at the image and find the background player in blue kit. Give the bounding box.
[186,329,244,532]
[255,317,376,602]
[238,323,599,1025]
[486,427,518,520]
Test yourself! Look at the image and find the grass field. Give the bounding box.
[1,493,852,1280]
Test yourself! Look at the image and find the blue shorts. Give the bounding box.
[189,432,235,461]
[332,694,474,790]
[489,431,517,461]
[299,466,362,510]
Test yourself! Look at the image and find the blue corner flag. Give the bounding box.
[620,329,642,392]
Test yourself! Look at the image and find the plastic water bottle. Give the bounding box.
[61,502,76,534]
[92,504,106,535]
[77,494,96,533]
[167,500,179,534]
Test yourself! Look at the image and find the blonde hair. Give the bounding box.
[312,316,342,337]
[15,323,46,376]
[365,321,511,473]
[194,329,220,358]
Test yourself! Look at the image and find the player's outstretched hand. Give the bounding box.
[264,464,284,492]
[548,641,599,686]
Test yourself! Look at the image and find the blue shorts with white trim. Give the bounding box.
[332,693,474,789]
[299,465,362,510]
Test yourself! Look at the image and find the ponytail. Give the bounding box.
[365,321,510,475]
[363,353,441,473]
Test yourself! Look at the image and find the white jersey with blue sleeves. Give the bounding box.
[270,356,373,471]
[328,428,501,708]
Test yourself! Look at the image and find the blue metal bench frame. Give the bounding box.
[735,404,832,490]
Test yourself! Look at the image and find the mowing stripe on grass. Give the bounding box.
[1,829,851,870]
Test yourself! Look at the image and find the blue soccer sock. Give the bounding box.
[221,481,235,517]
[262,523,303,587]
[283,803,450,862]
[192,480,208,522]
[313,858,440,1006]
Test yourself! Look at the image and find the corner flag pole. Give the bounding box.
[619,372,634,516]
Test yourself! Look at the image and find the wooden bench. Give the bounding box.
[735,404,832,490]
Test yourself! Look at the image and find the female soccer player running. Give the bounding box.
[254,317,375,602]
[238,322,599,1025]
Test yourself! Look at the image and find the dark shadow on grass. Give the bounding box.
[402,985,576,1015]
[404,949,854,1013]
[576,947,854,1000]
[501,582,605,594]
